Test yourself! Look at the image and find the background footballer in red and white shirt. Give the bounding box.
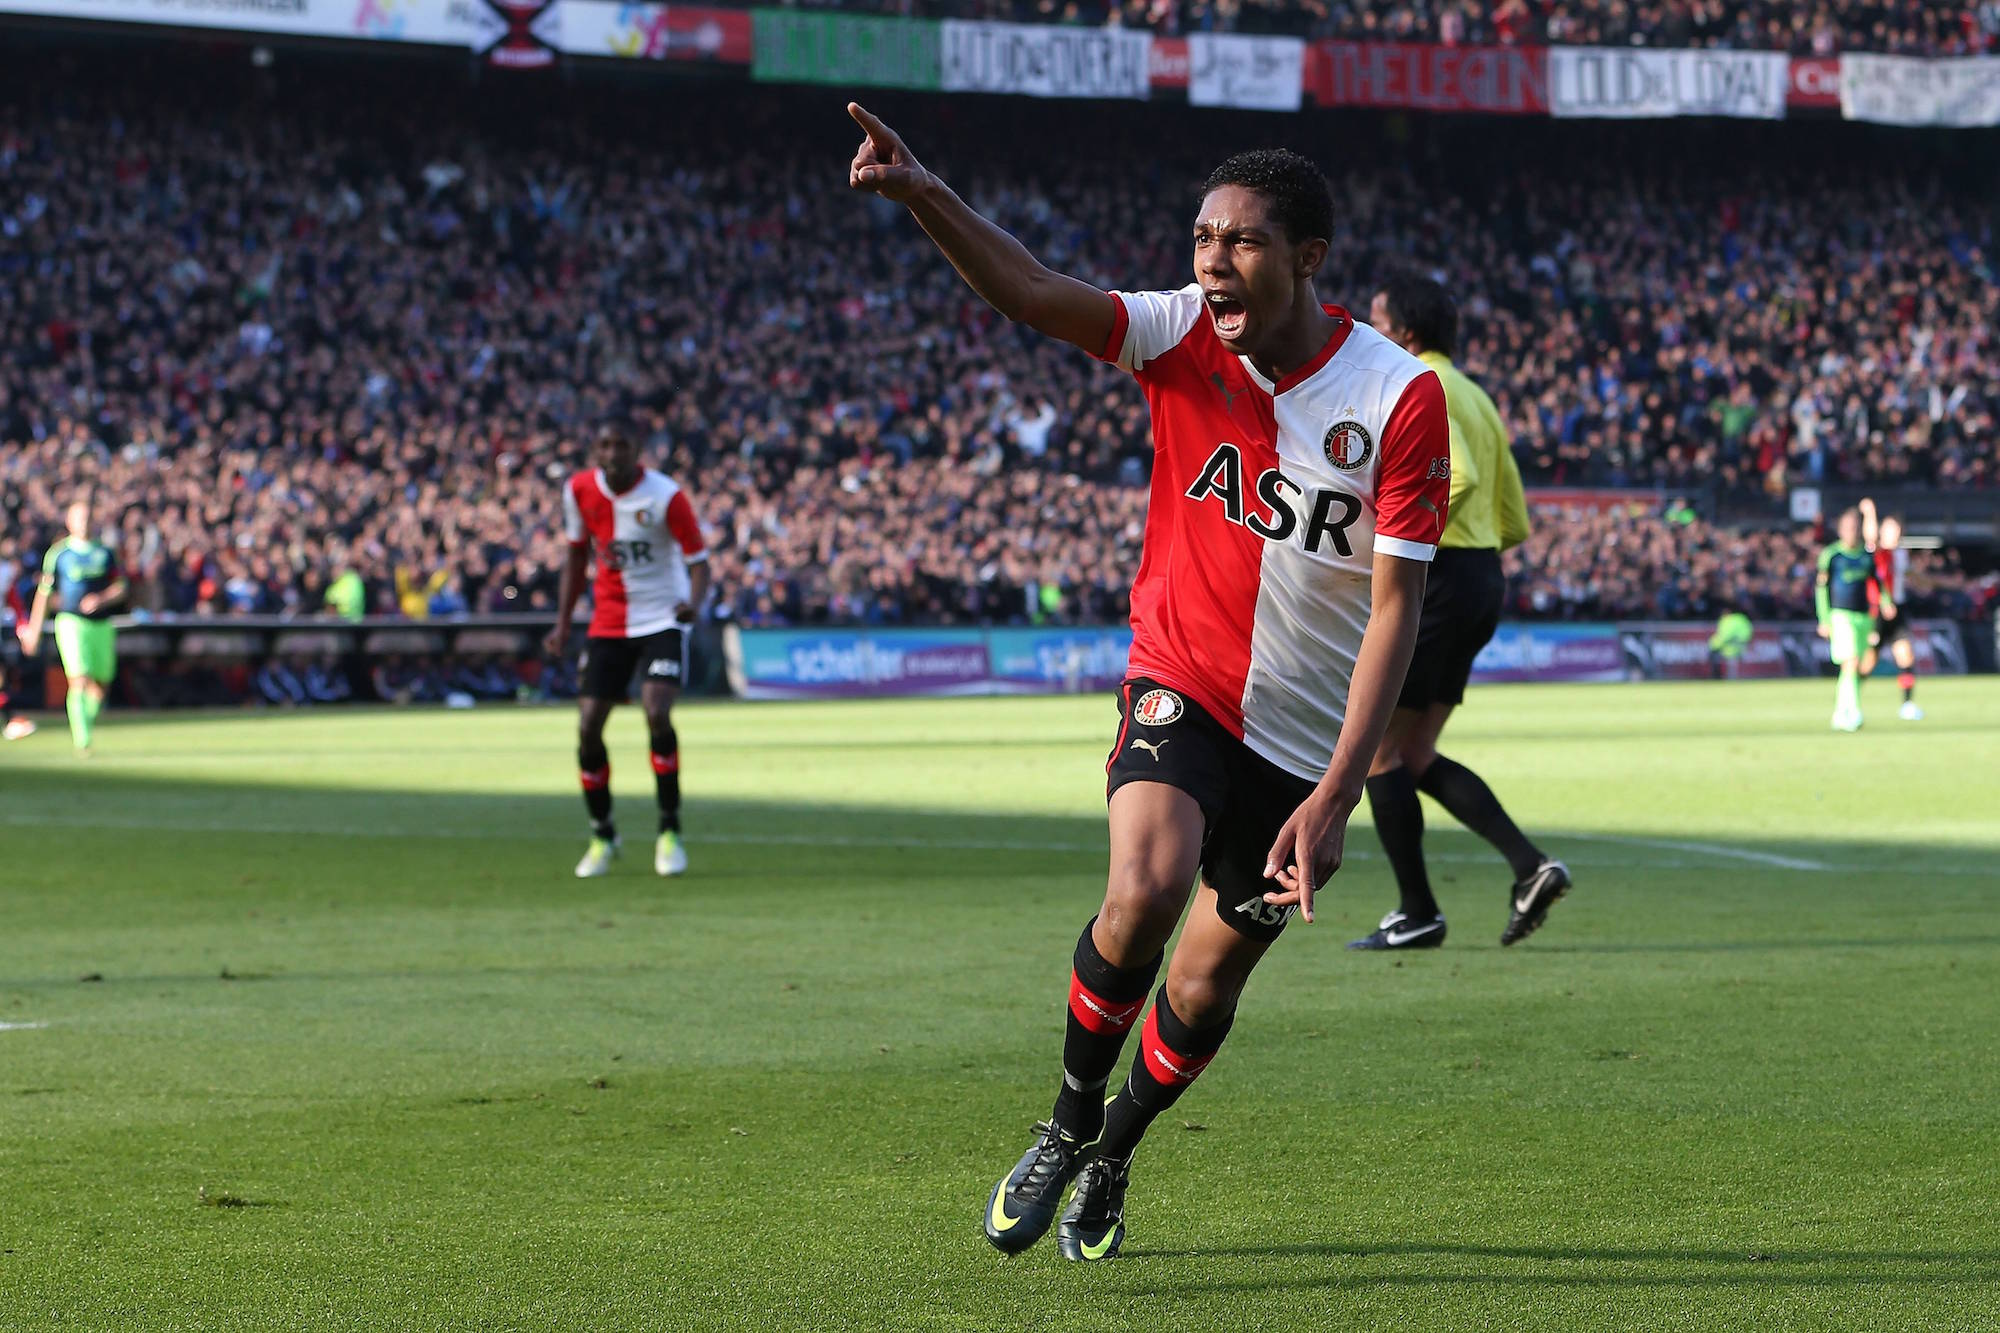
[847,104,1450,1258]
[545,423,710,880]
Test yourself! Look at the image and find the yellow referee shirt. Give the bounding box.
[1419,350,1530,552]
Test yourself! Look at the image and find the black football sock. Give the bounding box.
[578,735,614,838]
[0,689,11,723]
[1050,918,1161,1145]
[1096,986,1233,1163]
[650,719,681,834]
[1418,755,1543,882]
[1899,671,1915,703]
[1368,767,1439,920]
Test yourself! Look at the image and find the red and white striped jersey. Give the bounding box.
[561,467,708,639]
[1101,284,1451,780]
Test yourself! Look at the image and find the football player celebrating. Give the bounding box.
[545,423,710,878]
[847,104,1449,1260]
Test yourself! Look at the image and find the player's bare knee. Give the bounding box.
[1098,874,1185,958]
[1164,970,1237,1029]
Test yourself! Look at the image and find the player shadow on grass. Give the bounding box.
[1120,1240,2000,1289]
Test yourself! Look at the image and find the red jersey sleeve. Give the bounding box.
[666,489,707,562]
[1373,370,1451,562]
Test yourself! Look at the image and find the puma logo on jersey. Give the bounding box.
[1210,372,1242,414]
[1128,738,1170,762]
[1185,443,1363,557]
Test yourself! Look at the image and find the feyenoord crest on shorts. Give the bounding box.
[1132,689,1183,726]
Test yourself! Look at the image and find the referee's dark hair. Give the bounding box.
[1375,274,1459,359]
[1200,150,1335,245]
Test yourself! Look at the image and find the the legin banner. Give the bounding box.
[940,20,1150,100]
[475,0,558,66]
[1310,40,1548,114]
[1549,48,1789,119]
[1839,55,2000,127]
[1187,33,1305,111]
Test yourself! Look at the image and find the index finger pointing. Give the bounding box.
[846,102,900,152]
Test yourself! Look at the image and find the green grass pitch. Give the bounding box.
[2,679,1997,1330]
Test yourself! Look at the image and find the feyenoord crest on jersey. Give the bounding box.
[1323,420,1374,472]
[1133,689,1183,726]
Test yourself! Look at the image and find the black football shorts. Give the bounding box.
[1399,547,1505,711]
[578,628,687,700]
[1105,677,1318,943]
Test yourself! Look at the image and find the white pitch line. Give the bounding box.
[1566,831,1828,872]
[0,1021,49,1032]
[4,811,1987,876]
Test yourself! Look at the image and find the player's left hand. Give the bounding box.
[674,602,696,624]
[18,628,39,657]
[77,593,101,615]
[1260,783,1359,925]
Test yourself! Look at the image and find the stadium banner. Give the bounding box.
[474,0,557,67]
[0,0,496,42]
[1788,56,1841,108]
[751,10,940,89]
[725,626,992,700]
[1308,41,1548,114]
[985,627,1132,694]
[1470,624,1625,684]
[1622,620,1969,680]
[1149,36,1189,89]
[1839,55,2000,127]
[1187,33,1305,111]
[939,19,1151,100]
[560,2,751,61]
[1548,48,1789,119]
[1619,622,1791,681]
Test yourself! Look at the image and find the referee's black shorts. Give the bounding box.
[1399,546,1506,711]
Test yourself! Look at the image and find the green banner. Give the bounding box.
[753,11,941,90]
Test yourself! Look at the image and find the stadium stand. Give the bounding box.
[0,49,1990,630]
[716,1,2000,53]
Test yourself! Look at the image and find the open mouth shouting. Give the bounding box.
[1204,289,1248,341]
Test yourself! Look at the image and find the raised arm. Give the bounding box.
[846,102,1116,358]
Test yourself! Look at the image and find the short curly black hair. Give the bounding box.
[1198,149,1335,246]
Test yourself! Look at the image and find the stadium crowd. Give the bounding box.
[758,0,2000,54]
[1,62,1993,631]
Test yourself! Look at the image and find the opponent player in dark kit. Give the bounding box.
[847,103,1452,1260]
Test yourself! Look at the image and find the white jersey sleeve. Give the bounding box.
[1103,285,1205,374]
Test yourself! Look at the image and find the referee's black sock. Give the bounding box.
[1368,767,1439,921]
[1418,755,1543,883]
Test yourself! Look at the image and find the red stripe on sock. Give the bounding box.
[1068,972,1144,1036]
[651,751,679,775]
[579,766,611,791]
[1139,1006,1214,1089]
[1897,673,1915,691]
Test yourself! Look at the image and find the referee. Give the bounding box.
[1349,276,1571,950]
